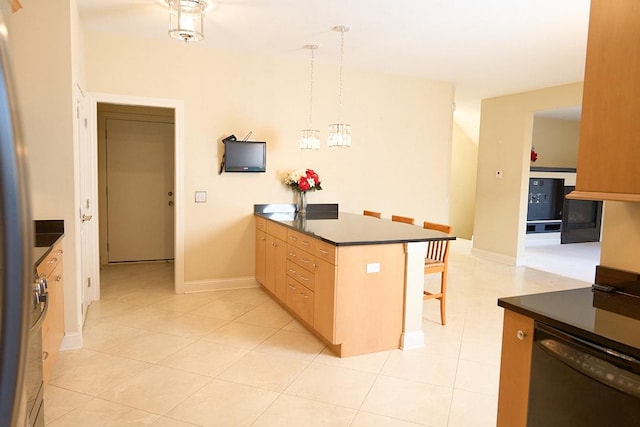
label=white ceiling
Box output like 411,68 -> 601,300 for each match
76,0 -> 591,140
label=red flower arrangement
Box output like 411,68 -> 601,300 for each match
284,169 -> 322,193
531,148 -> 538,162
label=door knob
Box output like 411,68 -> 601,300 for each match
81,214 -> 93,223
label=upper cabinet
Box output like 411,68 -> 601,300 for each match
570,0 -> 640,202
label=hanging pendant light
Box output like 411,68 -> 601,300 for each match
168,0 -> 207,43
300,45 -> 321,150
327,25 -> 351,148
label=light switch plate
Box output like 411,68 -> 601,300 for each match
195,191 -> 207,203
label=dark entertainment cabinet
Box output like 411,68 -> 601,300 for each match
526,171 -> 603,244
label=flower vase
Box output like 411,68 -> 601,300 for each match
297,191 -> 307,215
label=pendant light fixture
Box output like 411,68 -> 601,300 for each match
168,0 -> 207,43
327,25 -> 351,148
300,45 -> 321,150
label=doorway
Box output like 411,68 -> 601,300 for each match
84,94 -> 186,298
98,104 -> 175,263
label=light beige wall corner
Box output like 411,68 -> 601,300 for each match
83,30 -> 454,283
10,0 -> 83,341
600,202 -> 640,273
450,122 -> 477,239
531,117 -> 580,168
473,83 -> 583,263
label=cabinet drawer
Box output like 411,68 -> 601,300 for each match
315,241 -> 336,265
36,243 -> 63,278
286,259 -> 315,291
255,216 -> 267,232
287,230 -> 316,253
266,220 -> 288,241
287,245 -> 315,272
286,278 -> 314,326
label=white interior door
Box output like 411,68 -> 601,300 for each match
77,91 -> 99,323
105,119 -> 174,262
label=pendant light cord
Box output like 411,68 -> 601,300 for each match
338,29 -> 345,122
309,47 -> 315,127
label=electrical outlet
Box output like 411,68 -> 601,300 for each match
366,263 -> 380,273
496,170 -> 503,179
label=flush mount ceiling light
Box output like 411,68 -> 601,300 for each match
300,44 -> 320,151
327,25 -> 351,148
168,0 -> 207,42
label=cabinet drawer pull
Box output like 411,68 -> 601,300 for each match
318,249 -> 328,254
301,258 -> 310,264
300,275 -> 309,282
300,293 -> 310,299
516,330 -> 526,340
288,269 -> 296,274
55,250 -> 63,255
48,257 -> 58,264
302,241 -> 310,246
289,236 -> 297,241
288,284 -> 297,290
288,252 -> 297,257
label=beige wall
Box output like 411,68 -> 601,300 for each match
473,83 -> 583,264
10,0 -> 85,343
83,31 -> 454,284
531,117 -> 580,168
450,123 -> 477,239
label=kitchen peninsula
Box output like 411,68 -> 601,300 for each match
254,204 -> 455,357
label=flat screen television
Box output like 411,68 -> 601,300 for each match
224,140 -> 266,172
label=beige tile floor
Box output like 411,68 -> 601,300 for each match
44,239 -> 593,426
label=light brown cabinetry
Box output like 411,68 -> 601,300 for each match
255,216 -> 405,357
496,309 -> 534,427
570,0 -> 640,202
255,219 -> 266,286
37,241 -> 65,384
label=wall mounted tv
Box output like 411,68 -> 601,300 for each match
224,140 -> 266,172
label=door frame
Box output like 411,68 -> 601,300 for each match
87,93 -> 186,294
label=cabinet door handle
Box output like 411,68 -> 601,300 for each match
56,275 -> 62,282
42,351 -> 49,361
516,330 -> 526,340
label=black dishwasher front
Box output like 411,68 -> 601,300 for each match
527,322 -> 640,427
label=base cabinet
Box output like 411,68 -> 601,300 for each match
255,216 -> 405,357
497,309 -> 534,427
37,241 -> 65,384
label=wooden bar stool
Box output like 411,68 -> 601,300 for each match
423,221 -> 452,325
363,210 -> 382,218
391,215 -> 415,225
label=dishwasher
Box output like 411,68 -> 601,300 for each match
527,322 -> 640,426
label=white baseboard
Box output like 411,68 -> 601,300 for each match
400,330 -> 425,350
525,232 -> 561,246
60,332 -> 83,351
471,247 -> 518,266
184,276 -> 259,293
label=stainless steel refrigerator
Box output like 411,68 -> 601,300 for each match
0,2 -> 35,426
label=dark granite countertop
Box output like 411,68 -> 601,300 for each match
498,287 -> 640,359
33,219 -> 64,269
254,204 -> 455,246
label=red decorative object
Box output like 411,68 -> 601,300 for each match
531,148 -> 538,162
284,168 -> 322,193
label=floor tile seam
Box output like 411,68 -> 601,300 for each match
41,385 -> 96,424
78,395 -> 166,418
248,345 -> 325,363
349,350 -> 397,416
445,307 -> 469,427
348,410 -> 430,427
